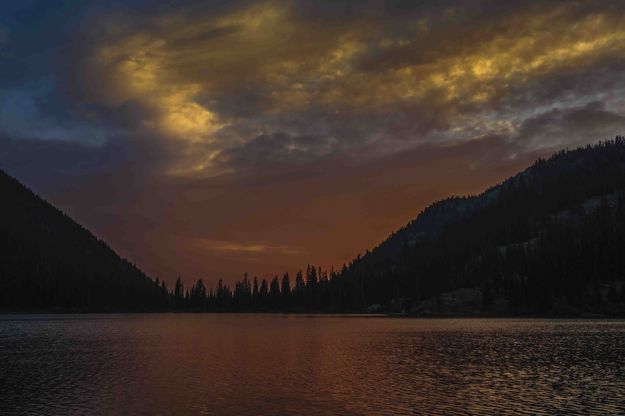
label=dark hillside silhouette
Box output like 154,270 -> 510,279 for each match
0,171 -> 164,310
195,138 -> 625,315
2,138 -> 625,315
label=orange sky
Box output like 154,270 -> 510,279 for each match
45,138 -> 543,284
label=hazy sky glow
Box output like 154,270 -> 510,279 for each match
2,0 -> 625,285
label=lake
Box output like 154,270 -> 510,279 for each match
1,315 -> 624,415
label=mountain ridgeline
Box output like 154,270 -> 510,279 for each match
0,172 -> 162,311
2,138 -> 625,315
341,138 -> 625,315
192,138 -> 625,315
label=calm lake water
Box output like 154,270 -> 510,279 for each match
1,315 -> 624,415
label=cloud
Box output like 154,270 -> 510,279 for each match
0,25 -> 7,49
64,0 -> 625,178
515,101 -> 625,151
222,132 -> 336,166
0,133 -> 104,184
0,84 -> 106,145
192,238 -> 302,255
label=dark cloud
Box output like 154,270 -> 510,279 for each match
70,0 -> 625,171
222,132 -> 333,166
515,102 -> 625,151
0,134 -> 104,184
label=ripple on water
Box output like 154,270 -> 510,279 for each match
0,316 -> 624,416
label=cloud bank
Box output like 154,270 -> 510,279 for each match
64,0 -> 625,177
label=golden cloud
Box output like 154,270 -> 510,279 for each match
192,238 -> 301,255
93,34 -> 224,142
83,2 -> 625,174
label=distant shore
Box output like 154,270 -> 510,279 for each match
1,309 -> 624,319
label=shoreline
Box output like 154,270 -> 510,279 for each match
1,310 -> 624,319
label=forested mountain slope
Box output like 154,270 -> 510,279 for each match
0,171 -> 161,310
174,138 -> 625,316
336,138 -> 625,314
3,138 -> 625,315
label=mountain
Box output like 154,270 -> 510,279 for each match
3,138 -> 625,315
167,137 -> 625,316
0,170 -> 163,311
336,137 -> 625,315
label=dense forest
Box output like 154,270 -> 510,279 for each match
173,138 -> 625,315
0,171 -> 160,311
2,138 -> 625,315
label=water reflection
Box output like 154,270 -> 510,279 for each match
1,315 -> 624,415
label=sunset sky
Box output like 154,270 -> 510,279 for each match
2,0 -> 625,286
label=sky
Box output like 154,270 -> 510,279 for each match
2,0 -> 625,286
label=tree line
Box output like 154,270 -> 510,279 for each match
2,138 -> 625,314
155,138 -> 625,315
154,265 -> 345,312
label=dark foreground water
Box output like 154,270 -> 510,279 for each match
1,315 -> 624,415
